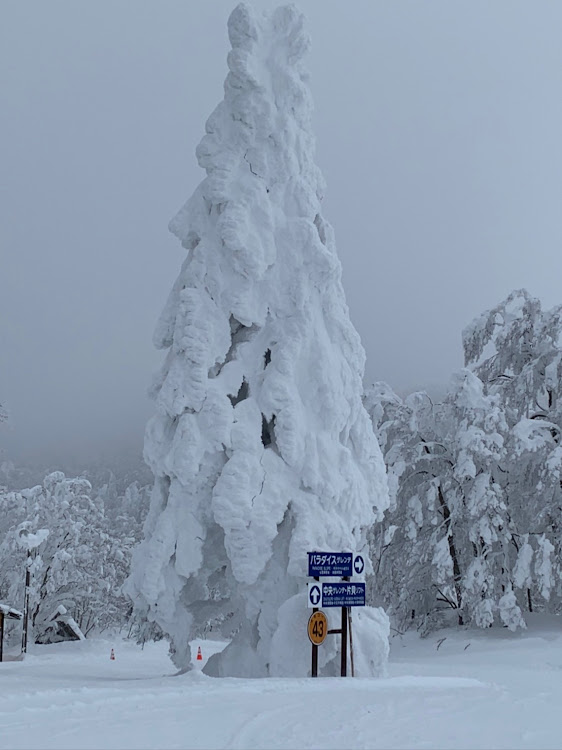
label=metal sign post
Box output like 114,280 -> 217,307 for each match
341,605 -> 348,677
306,551 -> 366,679
21,550 -> 32,654
340,575 -> 350,677
348,608 -> 355,677
311,576 -> 319,678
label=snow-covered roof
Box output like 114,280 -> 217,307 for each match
0,602 -> 23,619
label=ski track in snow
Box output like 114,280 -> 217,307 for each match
2,617 -> 562,748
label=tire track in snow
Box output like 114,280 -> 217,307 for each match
224,699 -> 307,750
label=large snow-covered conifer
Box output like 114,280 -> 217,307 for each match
127,3 -> 388,676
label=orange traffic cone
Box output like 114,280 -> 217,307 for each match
196,646 -> 202,661
110,648 -> 115,661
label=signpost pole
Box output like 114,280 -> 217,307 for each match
0,611 -> 3,663
307,552 -> 365,680
348,608 -> 355,677
311,576 -> 319,678
340,575 -> 349,677
21,551 -> 31,655
340,604 -> 347,677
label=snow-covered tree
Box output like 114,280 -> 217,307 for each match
367,289 -> 562,634
0,472 -> 143,642
366,370 -> 522,632
366,384 -> 468,632
464,289 -> 562,614
443,371 -> 522,630
127,3 -> 388,676
365,384 -> 439,631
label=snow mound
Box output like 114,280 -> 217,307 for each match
351,606 -> 390,678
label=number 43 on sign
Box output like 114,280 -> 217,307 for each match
308,610 -> 328,646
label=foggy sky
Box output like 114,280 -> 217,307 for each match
3,1 -> 562,465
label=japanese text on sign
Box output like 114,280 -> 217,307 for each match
308,582 -> 366,608
308,552 -> 353,577
320,582 -> 366,608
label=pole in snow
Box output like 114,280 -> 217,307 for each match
21,550 -> 31,655
311,576 -> 319,677
348,608 -> 355,677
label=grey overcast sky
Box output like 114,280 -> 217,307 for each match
2,1 -> 562,465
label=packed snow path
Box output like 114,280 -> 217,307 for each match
2,616 -> 562,749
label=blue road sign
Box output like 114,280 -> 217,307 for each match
308,582 -> 366,608
353,555 -> 365,575
308,583 -> 322,608
308,552 -> 366,578
308,552 -> 353,577
320,582 -> 366,608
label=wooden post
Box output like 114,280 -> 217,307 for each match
21,551 -> 31,654
348,608 -> 355,677
0,611 -> 4,663
311,576 -> 319,678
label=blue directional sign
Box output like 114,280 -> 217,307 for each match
353,555 -> 365,575
308,552 -> 353,577
308,582 -> 366,608
321,582 -> 366,608
308,552 -> 366,578
308,583 -> 322,608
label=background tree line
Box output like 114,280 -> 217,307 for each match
0,468 -> 150,645
366,289 -> 562,634
2,287 -> 561,645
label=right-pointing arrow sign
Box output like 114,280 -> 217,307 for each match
353,555 -> 365,575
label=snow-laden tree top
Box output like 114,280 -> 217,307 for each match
129,3 -> 388,675
463,289 -> 562,384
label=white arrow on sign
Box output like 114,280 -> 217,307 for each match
353,555 -> 365,575
308,583 -> 322,608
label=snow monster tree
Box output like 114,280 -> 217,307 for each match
127,3 -> 388,677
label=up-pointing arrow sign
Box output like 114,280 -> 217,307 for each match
308,583 -> 322,608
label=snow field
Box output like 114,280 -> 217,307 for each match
2,615 -> 562,749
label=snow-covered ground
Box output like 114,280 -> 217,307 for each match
2,615 -> 562,749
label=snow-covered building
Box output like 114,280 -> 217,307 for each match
0,602 -> 22,662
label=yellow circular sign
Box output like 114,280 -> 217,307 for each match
308,610 -> 328,646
